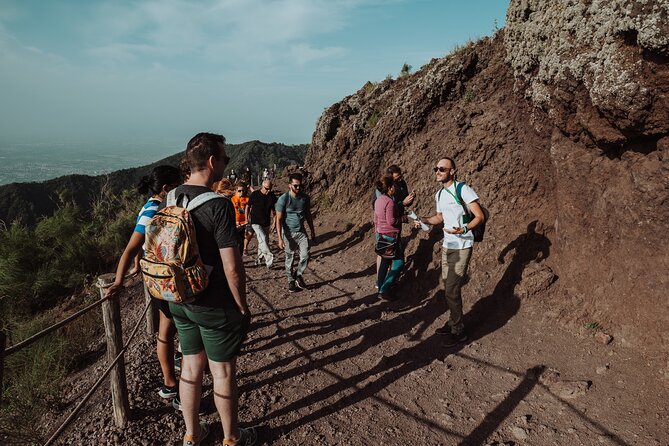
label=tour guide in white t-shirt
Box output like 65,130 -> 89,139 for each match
416,157 -> 486,347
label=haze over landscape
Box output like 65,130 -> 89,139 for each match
0,0 -> 507,184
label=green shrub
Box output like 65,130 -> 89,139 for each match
366,111 -> 381,129
0,185 -> 138,442
399,62 -> 412,77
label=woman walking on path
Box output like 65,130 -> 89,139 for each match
106,165 -> 183,399
374,175 -> 406,300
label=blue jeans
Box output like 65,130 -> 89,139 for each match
377,234 -> 404,294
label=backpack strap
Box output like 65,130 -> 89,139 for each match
186,191 -> 224,212
166,189 -> 178,207
455,181 -> 472,216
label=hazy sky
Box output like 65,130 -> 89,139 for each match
0,1 -> 508,146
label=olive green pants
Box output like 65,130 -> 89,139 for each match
441,247 -> 472,335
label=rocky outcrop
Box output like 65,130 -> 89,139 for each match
306,1 -> 668,350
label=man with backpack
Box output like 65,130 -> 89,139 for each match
276,172 -> 316,293
415,157 -> 485,347
150,132 -> 256,446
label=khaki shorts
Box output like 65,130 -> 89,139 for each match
168,303 -> 250,362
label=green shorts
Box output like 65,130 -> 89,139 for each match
168,303 -> 250,362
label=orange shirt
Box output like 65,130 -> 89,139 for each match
231,194 -> 249,225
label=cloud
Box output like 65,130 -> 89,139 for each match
290,43 -> 347,67
80,0 -> 375,68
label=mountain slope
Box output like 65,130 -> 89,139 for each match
306,1 -> 668,349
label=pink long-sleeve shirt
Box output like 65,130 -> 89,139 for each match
374,194 -> 401,236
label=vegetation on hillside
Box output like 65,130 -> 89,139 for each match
0,185 -> 143,443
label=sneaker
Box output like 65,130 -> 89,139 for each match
254,257 -> 263,266
223,426 -> 259,446
288,280 -> 299,292
158,384 -> 178,399
441,331 -> 468,347
435,323 -> 452,335
172,396 -> 207,416
183,422 -> 210,446
174,352 -> 183,373
295,275 -> 308,290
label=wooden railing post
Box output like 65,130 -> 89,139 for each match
143,282 -> 157,335
0,331 -> 6,403
97,273 -> 130,428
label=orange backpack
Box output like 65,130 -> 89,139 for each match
140,189 -> 223,303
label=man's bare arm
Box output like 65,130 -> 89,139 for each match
220,246 -> 248,313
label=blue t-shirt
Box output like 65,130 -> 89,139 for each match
275,192 -> 310,233
134,197 -> 161,234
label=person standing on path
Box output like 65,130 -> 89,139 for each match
166,132 -> 257,446
231,183 -> 253,256
276,172 -> 316,293
106,165 -> 183,399
371,164 -> 415,284
248,179 -> 277,268
374,175 -> 407,300
415,157 -> 485,347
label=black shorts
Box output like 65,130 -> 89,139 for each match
157,299 -> 172,319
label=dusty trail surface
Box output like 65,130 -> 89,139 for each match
42,223 -> 668,445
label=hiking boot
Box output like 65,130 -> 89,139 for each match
223,426 -> 259,446
158,384 -> 178,399
441,331 -> 468,348
172,396 -> 208,415
183,422 -> 210,446
378,292 -> 399,301
435,323 -> 453,335
174,351 -> 183,373
288,280 -> 299,292
295,275 -> 308,290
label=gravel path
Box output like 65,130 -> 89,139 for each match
41,225 -> 669,445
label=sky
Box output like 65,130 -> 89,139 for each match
0,0 -> 508,147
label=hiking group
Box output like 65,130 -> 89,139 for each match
108,131 -> 485,445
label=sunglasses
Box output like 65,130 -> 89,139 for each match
433,166 -> 451,173
237,189 -> 244,192
291,184 -> 302,188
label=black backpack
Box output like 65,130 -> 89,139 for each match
438,182 -> 489,242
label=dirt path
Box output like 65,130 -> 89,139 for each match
43,225 -> 668,445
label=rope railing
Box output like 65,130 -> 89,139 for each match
4,295 -> 112,357
0,272 -> 157,446
43,297 -> 153,446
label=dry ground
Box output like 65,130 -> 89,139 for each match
42,221 -> 669,446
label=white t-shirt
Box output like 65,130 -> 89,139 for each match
435,182 -> 479,249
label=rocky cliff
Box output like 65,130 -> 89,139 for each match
306,0 -> 668,350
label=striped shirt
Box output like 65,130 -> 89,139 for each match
134,197 -> 161,234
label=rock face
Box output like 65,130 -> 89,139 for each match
306,1 -> 668,350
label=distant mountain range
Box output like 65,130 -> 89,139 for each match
0,140 -> 308,226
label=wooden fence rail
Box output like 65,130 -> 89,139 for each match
0,272 -> 154,446
43,297 -> 152,446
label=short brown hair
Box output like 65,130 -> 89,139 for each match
376,174 -> 395,194
184,132 -> 226,172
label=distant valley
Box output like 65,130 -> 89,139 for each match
0,140 -> 307,226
